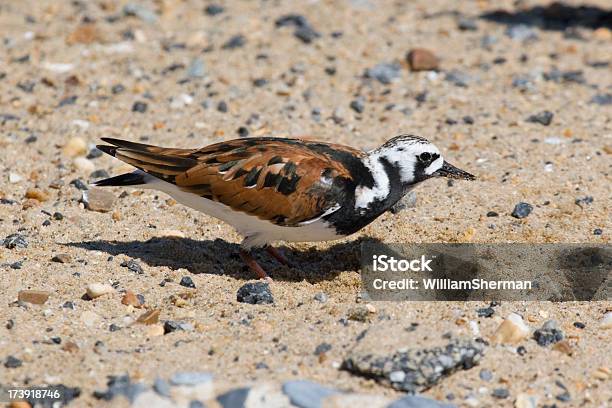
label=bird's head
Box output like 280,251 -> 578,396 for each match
372,134 -> 475,187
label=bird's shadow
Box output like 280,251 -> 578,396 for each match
479,3 -> 611,31
65,236 -> 382,283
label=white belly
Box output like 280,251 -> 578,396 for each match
146,176 -> 344,248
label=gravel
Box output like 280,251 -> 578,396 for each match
342,338 -> 485,392
179,276 -> 196,288
526,110 -> 554,126
3,233 -> 28,249
365,62 -> 402,84
533,320 -> 564,346
511,202 -> 533,219
236,282 -> 274,304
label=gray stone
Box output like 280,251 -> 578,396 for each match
511,202 -> 533,219
153,378 -> 171,397
237,282 -> 274,305
169,372 -> 213,386
590,93 -> 612,106
3,233 -> 28,249
505,25 -> 538,42
365,63 -> 402,84
282,380 -> 340,408
388,394 -> 455,408
217,387 -> 250,408
187,58 -> 205,78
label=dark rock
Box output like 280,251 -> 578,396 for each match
222,35 -> 246,50
121,259 -> 143,274
4,355 -> 22,368
204,4 -> 224,16
444,70 -> 474,87
526,110 -> 553,126
58,95 -> 78,107
589,93 -> 612,106
217,387 -> 250,408
314,342 -> 332,355
492,388 -> 509,399
87,147 -> 103,159
3,233 -> 28,249
533,320 -> 564,346
275,14 -> 320,44
109,324 -> 121,332
544,69 -> 585,84
252,78 -> 268,87
457,17 -> 478,31
462,115 -> 474,124
90,169 -> 110,179
350,99 -> 365,114
365,62 -> 402,84
237,126 -> 249,137
342,339 -> 485,392
294,26 -> 320,44
282,380 -> 339,408
132,101 -> 148,113
479,369 -> 493,381
71,178 -> 89,190
17,81 -> 35,93
593,228 -> 603,236
573,322 -> 585,329
26,385 -> 81,407
517,346 -> 527,356
574,196 -> 593,207
486,211 -> 498,217
511,202 -> 533,219
93,375 -> 146,403
217,101 -> 228,112
63,301 -> 75,310
388,395 -> 454,408
556,392 -> 571,402
237,282 -> 274,305
477,307 -> 495,318
111,84 -> 125,94
10,260 -> 23,269
179,276 -> 196,288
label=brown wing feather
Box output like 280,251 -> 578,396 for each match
99,137 -> 363,225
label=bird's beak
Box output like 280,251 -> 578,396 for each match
433,161 -> 476,180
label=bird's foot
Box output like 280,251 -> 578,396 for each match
239,249 -> 272,281
265,246 -> 292,267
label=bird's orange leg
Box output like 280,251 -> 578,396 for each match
265,246 -> 291,266
239,249 -> 271,281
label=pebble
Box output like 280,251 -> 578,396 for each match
222,35 -> 246,49
407,48 -> 440,71
121,259 -> 144,274
313,292 -> 328,303
63,137 -> 88,157
169,372 -> 213,386
52,253 -> 72,263
479,369 -> 493,381
314,342 -> 332,356
137,309 -> 160,325
86,283 -> 115,299
4,355 -> 23,368
457,17 -> 478,31
132,101 -> 148,113
204,4 -> 224,16
533,320 -> 563,346
73,157 -> 96,173
505,24 -> 538,42
526,111 -> 553,126
180,276 -> 196,288
347,305 -> 372,322
511,202 -> 533,219
389,395 -> 454,408
282,380 -> 339,408
492,388 -> 510,399
444,70 -> 474,87
122,291 -> 144,308
365,62 -> 402,84
71,178 -> 89,190
9,173 -> 23,183
589,93 -> 612,106
164,320 -> 194,334
343,338 -> 484,392
237,282 -> 274,304
514,393 -> 538,408
123,3 -> 158,23
349,98 -> 365,113
599,312 -> 612,329
275,14 -> 320,44
18,290 -> 50,305
3,233 -> 28,249
187,58 -> 205,78
94,375 -> 147,403
477,307 -> 495,318
491,312 -> 530,344
83,188 -> 116,212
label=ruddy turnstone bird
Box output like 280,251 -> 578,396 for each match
95,135 -> 474,279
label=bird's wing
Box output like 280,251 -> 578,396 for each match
97,137 -> 365,225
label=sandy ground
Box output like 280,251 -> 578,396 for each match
0,0 -> 611,406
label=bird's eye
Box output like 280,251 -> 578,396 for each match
419,152 -> 432,162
